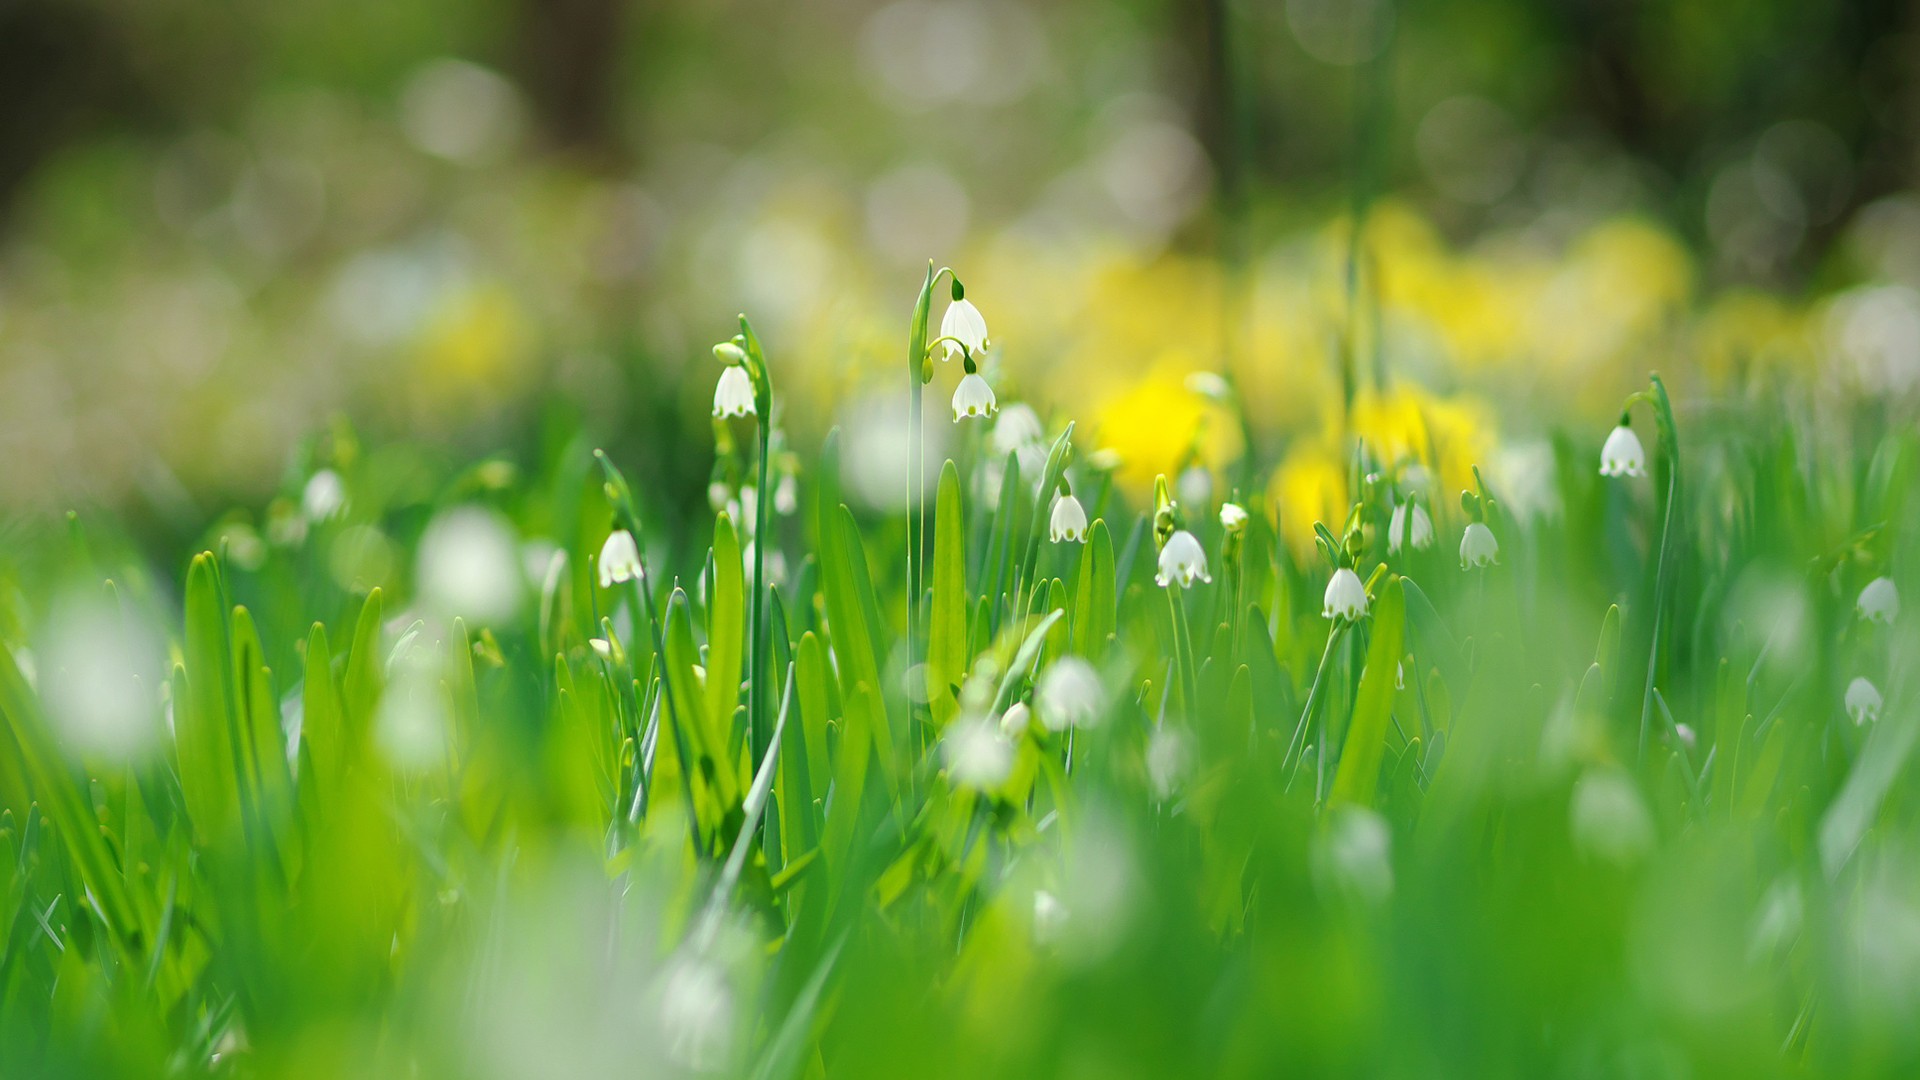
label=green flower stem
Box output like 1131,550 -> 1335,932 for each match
1636,373 -> 1683,767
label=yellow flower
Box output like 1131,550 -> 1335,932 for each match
1270,442 -> 1347,557
1089,365 -> 1241,494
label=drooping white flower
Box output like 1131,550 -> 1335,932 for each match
1185,371 -> 1230,401
416,505 -> 522,623
1599,424 -> 1647,478
1312,805 -> 1394,907
943,717 -> 1014,789
1049,493 -> 1089,543
1155,530 -> 1211,588
1460,521 -> 1499,569
303,468 -> 348,522
773,471 -> 799,516
1569,767 -> 1654,866
1323,567 -> 1369,621
1035,657 -> 1104,732
713,364 -> 755,418
1000,701 -> 1031,739
939,296 -> 989,361
1858,577 -> 1900,625
1033,889 -> 1067,945
659,958 -> 735,1073
952,372 -> 997,421
1847,676 -> 1883,724
38,590 -> 164,762
1145,727 -> 1191,800
1219,502 -> 1249,533
1388,499 -> 1433,553
991,402 -> 1044,457
1176,466 -> 1212,510
598,529 -> 643,588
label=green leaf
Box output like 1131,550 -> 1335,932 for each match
1330,577 -> 1407,808
341,587 -> 385,740
1070,519 -> 1116,660
178,552 -> 238,844
818,505 -> 895,790
301,623 -> 342,791
708,513 -> 746,753
795,632 -> 833,801
927,461 -> 968,730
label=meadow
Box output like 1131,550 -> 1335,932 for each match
2,243 -> 1917,1078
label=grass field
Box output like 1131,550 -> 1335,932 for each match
1,256 -> 1917,1079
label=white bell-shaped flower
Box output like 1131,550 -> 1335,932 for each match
992,403 -> 1044,456
1858,577 -> 1900,624
1035,657 -> 1104,732
939,297 -> 989,361
1847,676 -> 1883,724
1599,425 -> 1647,478
999,701 -> 1031,739
598,529 -> 644,588
1322,567 -> 1369,621
1049,494 -> 1089,543
1460,521 -> 1499,569
302,468 -> 347,522
1388,499 -> 1433,553
1219,502 -> 1249,533
942,716 -> 1014,789
1155,529 -> 1212,588
952,372 -> 997,421
712,364 -> 755,418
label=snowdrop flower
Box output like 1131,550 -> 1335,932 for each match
1049,493 -> 1089,543
1599,424 -> 1647,478
991,403 -> 1044,456
1569,768 -> 1654,866
597,529 -> 643,588
939,296 -> 989,361
38,591 -> 163,761
1185,371 -> 1230,401
659,958 -> 735,1073
773,471 -> 799,515
416,505 -> 522,623
303,468 -> 347,522
952,372 -> 997,421
1388,499 -> 1433,553
1000,701 -> 1031,739
943,717 -> 1013,789
1035,657 -> 1104,732
1155,530 -> 1211,588
1219,502 -> 1249,533
712,364 -> 755,418
1033,890 -> 1068,945
1176,466 -> 1212,510
1145,727 -> 1191,800
1323,567 -> 1369,621
588,638 -> 615,662
1847,676 -> 1883,724
1460,521 -> 1499,569
1312,806 -> 1394,907
1858,577 -> 1900,624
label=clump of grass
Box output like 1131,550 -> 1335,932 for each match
0,273 -> 1916,1079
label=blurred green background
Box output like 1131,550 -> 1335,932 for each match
2,0 -> 1916,524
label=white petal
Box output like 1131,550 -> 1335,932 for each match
1049,494 -> 1089,543
713,365 -> 756,418
952,372 -> 997,421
